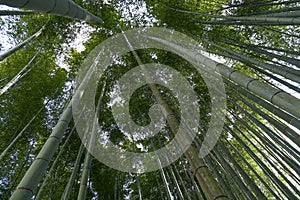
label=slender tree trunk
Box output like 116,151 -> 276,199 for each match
0,26 -> 44,61
216,0 -> 299,12
202,38 -> 300,83
220,38 -> 300,69
0,49 -> 40,96
77,81 -> 105,200
35,126 -> 76,200
225,15 -> 300,25
0,88 -> 55,161
62,141 -> 85,200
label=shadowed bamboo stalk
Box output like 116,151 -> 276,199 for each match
224,135 -> 280,199
61,141 -> 85,200
213,145 -> 258,199
230,102 -> 300,176
192,109 -> 266,199
0,0 -> 103,23
166,90 -> 266,199
216,142 -> 267,199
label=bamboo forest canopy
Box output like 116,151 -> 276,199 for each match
0,0 -> 299,199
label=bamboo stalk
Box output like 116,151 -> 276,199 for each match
10,101 -> 73,200
0,9 -> 36,15
0,0 -> 103,23
0,26 -> 44,61
120,28 -> 228,200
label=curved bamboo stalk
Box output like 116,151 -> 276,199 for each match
0,0 -> 103,23
0,26 -> 44,61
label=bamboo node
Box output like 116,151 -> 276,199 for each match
228,70 -> 237,79
17,187 -> 34,194
246,79 -> 257,89
214,195 -> 228,200
36,157 -> 50,162
270,90 -> 283,103
194,165 -> 208,173
20,0 -> 30,8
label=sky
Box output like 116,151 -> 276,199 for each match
0,5 -> 19,53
